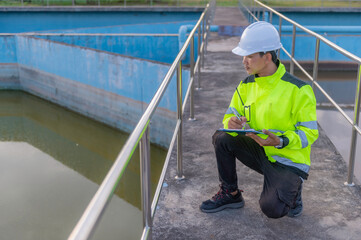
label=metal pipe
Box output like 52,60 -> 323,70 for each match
189,36 -> 196,120
205,8 -> 209,55
151,120 -> 181,217
278,18 -> 282,59
312,39 -> 320,90
262,9 -> 265,21
345,65 -> 361,186
182,65 -> 196,114
269,11 -> 273,23
140,127 -> 152,239
176,61 -> 185,180
290,25 -> 296,74
197,24 -> 202,90
141,226 -> 150,240
202,18 -> 205,69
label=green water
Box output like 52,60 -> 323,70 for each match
0,91 -> 167,240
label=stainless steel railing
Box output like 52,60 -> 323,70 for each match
240,0 -> 361,186
68,1 -> 215,239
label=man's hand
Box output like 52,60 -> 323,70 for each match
228,116 -> 247,129
246,129 -> 280,147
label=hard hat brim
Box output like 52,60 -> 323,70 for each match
232,46 -> 254,57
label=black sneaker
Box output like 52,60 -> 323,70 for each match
200,187 -> 245,213
288,183 -> 303,217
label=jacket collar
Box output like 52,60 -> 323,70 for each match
254,61 -> 286,88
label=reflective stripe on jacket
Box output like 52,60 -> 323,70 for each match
223,62 -> 319,174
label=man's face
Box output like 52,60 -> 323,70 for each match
242,53 -> 267,76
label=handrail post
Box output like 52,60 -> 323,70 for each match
202,17 -> 205,69
140,126 -> 152,239
197,24 -> 202,90
312,38 -> 320,90
176,61 -> 185,180
290,24 -> 296,74
205,8 -> 210,56
189,36 -> 196,121
269,11 -> 273,23
345,64 -> 361,186
278,18 -> 282,59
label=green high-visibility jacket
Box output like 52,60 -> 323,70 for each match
223,62 -> 319,175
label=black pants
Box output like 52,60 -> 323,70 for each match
212,131 -> 302,219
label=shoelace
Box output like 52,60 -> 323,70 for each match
212,188 -> 244,201
212,189 -> 227,201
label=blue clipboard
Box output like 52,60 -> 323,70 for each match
218,128 -> 263,135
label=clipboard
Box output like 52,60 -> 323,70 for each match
218,128 -> 263,135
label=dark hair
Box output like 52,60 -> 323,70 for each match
259,51 -> 278,64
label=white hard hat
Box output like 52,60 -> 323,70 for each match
232,21 -> 282,56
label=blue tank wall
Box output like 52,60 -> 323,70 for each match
36,35 -> 181,64
0,9 -> 200,146
252,10 -> 361,61
15,36 -> 189,112
34,21 -> 201,64
0,11 -> 201,33
44,21 -> 196,34
269,11 -> 361,26
0,36 -> 17,63
276,25 -> 361,61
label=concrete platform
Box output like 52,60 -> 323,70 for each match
152,7 -> 361,240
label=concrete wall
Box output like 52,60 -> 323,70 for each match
0,9 -> 199,146
0,36 -> 190,147
44,21 -> 196,34
36,35 -> 181,64
0,11 -> 202,33
0,36 -> 19,88
0,35 -> 17,63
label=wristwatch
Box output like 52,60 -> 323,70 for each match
275,136 -> 284,149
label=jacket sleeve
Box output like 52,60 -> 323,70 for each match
282,85 -> 319,149
222,84 -> 245,129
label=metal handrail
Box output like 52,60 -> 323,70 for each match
68,1 -> 215,239
241,0 -> 361,186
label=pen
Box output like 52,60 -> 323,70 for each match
231,108 -> 246,129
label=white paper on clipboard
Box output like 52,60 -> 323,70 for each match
217,128 -> 264,135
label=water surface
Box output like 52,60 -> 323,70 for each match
0,91 -> 167,239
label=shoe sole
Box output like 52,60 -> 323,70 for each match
200,201 -> 245,213
287,210 -> 302,218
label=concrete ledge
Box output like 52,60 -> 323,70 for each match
0,6 -> 205,12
